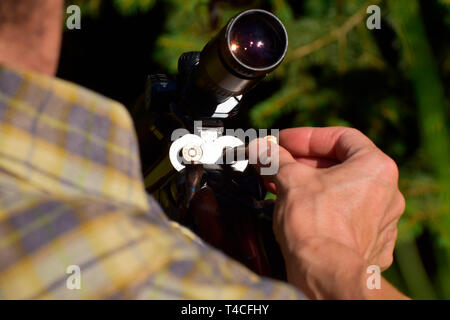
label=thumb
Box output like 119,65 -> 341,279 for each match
248,136 -> 296,174
249,137 -> 315,190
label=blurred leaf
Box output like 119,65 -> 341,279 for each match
113,0 -> 156,15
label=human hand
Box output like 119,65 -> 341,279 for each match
250,127 -> 406,299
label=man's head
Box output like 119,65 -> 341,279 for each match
0,0 -> 63,75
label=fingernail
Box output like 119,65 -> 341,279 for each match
266,135 -> 278,145
258,137 -> 276,166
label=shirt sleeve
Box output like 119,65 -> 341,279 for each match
116,196 -> 307,300
0,183 -> 305,299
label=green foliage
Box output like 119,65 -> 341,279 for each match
66,0 -> 102,16
67,0 -> 156,16
72,0 -> 450,299
113,0 -> 155,15
438,0 -> 450,27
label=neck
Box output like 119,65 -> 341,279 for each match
0,0 -> 63,75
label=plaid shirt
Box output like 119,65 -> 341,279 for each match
0,65 -> 304,299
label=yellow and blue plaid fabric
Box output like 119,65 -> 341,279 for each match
0,65 -> 304,299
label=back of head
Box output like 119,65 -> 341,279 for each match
0,0 -> 63,75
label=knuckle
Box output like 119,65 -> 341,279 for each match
397,191 -> 406,215
378,243 -> 396,270
386,226 -> 398,243
380,254 -> 394,270
383,157 -> 399,179
342,127 -> 371,143
346,127 -> 364,137
371,153 -> 399,182
337,127 -> 362,143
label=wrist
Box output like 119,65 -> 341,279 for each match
283,237 -> 368,299
283,237 -> 409,299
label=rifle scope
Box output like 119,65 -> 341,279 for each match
183,9 -> 288,108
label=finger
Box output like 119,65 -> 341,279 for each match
248,137 -> 297,169
263,179 -> 277,194
262,157 -> 333,193
271,145 -> 316,189
249,138 -> 314,189
279,127 -> 376,163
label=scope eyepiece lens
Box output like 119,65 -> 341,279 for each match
188,9 -> 288,110
228,10 -> 287,70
